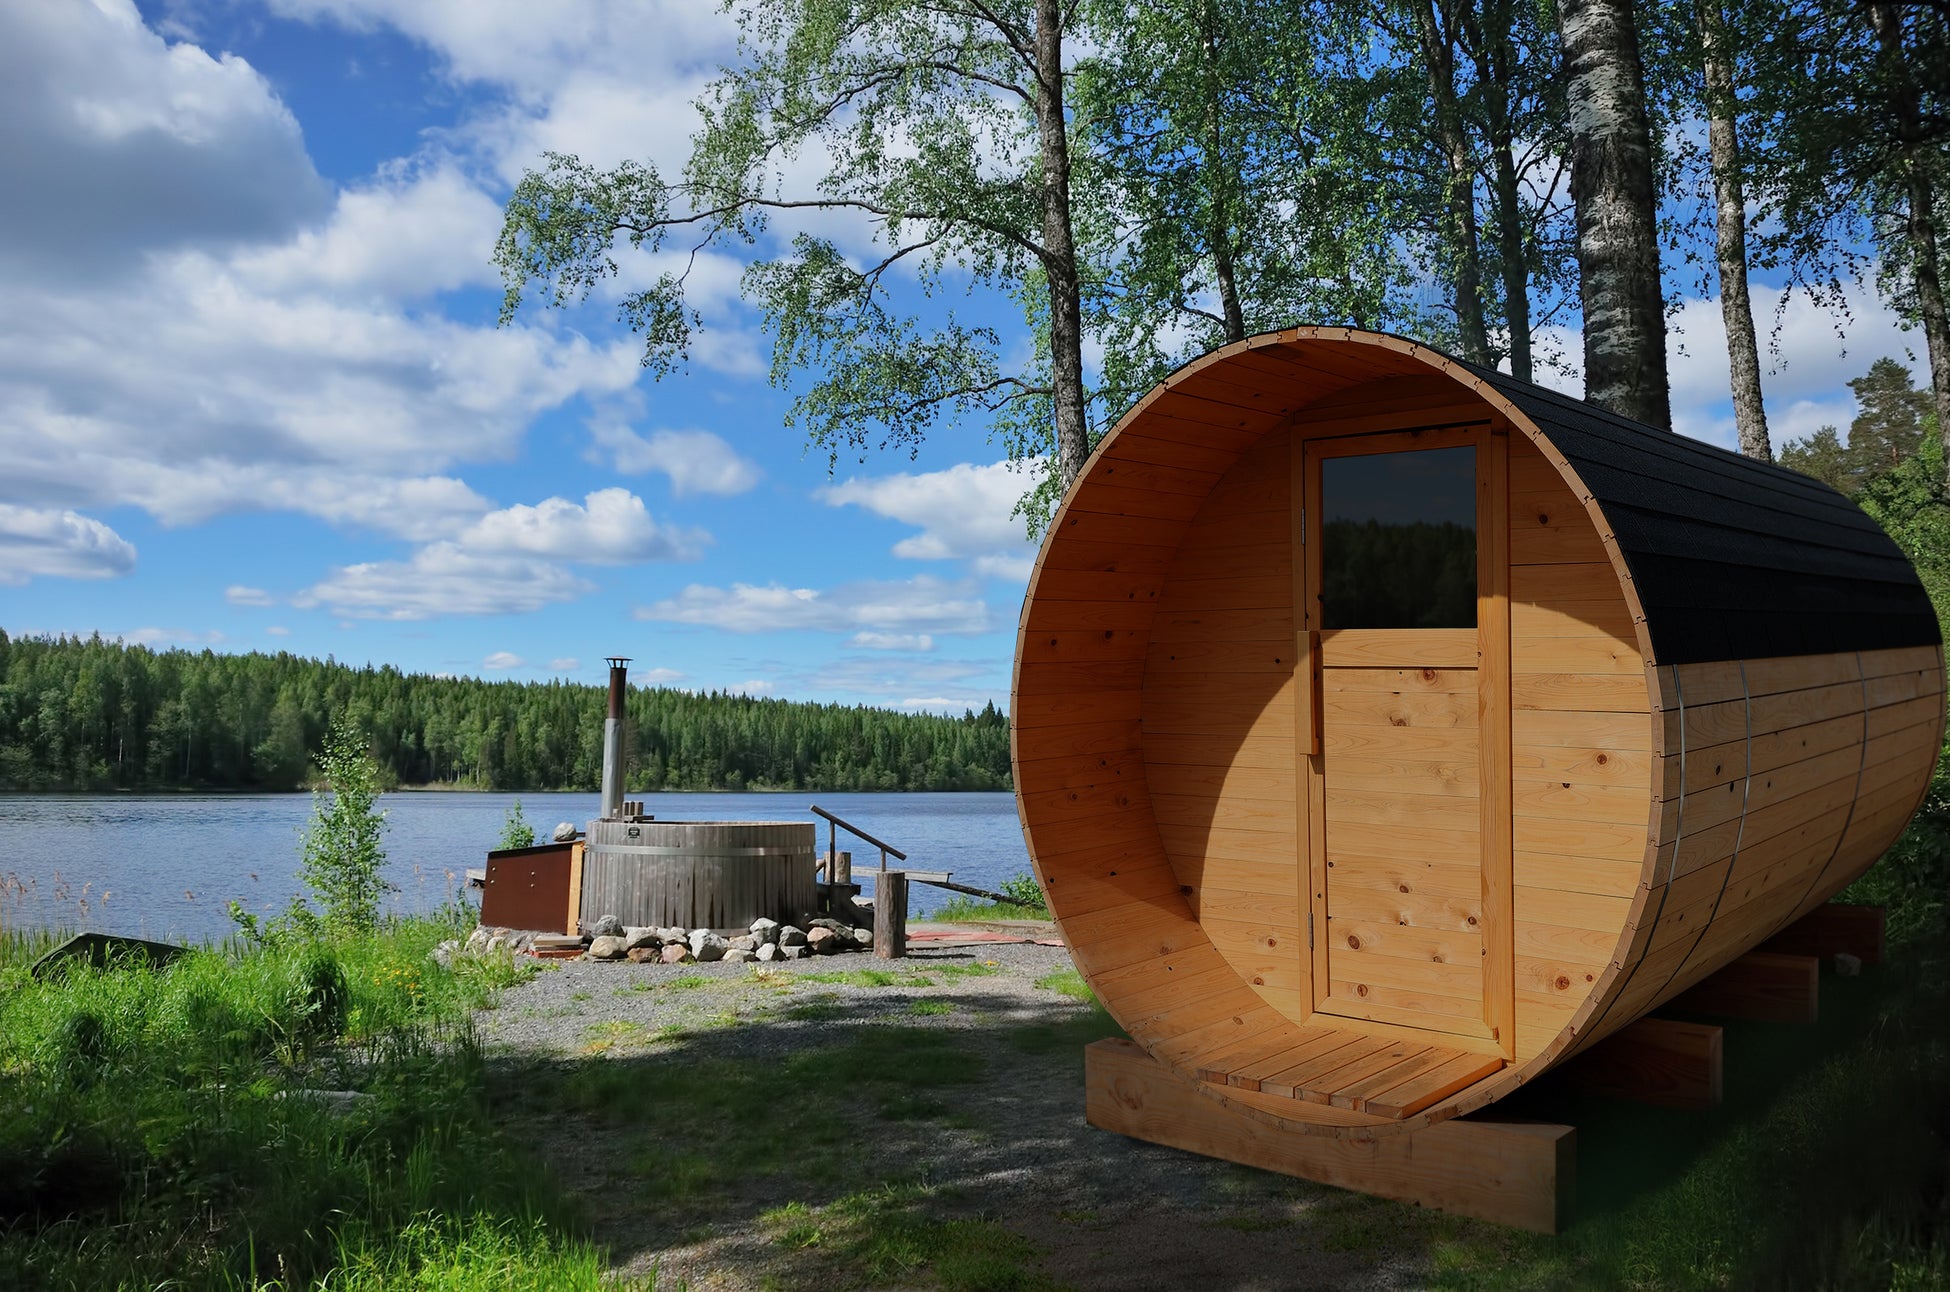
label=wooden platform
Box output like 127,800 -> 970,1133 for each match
1190,1022 -> 1506,1118
1089,1038 -> 1572,1233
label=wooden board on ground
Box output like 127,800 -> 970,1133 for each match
1560,1017 -> 1723,1109
1671,951 -> 1819,1025
1763,903 -> 1885,966
1085,1038 -> 1573,1234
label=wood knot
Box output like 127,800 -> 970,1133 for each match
1595,753 -> 1609,765
1102,629 -> 1114,640
1421,668 -> 1438,682
1355,984 -> 1370,997
1537,511 -> 1550,524
1389,716 -> 1409,727
1347,935 -> 1362,950
1398,883 -> 1411,893
1466,915 -> 1479,927
1556,975 -> 1571,991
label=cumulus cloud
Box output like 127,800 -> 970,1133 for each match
296,544 -> 593,620
124,627 -> 225,646
635,666 -> 686,685
225,585 -> 275,606
0,0 -> 329,279
483,651 -> 526,670
591,424 -> 761,496
637,576 -> 993,636
266,625 -> 291,636
549,657 -> 580,672
459,488 -> 708,563
820,460 -> 1039,582
0,506 -> 137,585
733,679 -> 775,695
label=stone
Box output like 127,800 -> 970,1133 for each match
727,934 -> 757,952
428,940 -> 457,969
810,917 -> 851,935
661,943 -> 695,964
464,926 -> 492,956
755,943 -> 782,963
722,948 -> 756,964
749,917 -> 780,945
623,926 -> 659,951
852,927 -> 875,951
553,821 -> 577,842
589,914 -> 624,938
783,944 -> 810,960
1835,952 -> 1863,977
807,927 -> 843,955
588,935 -> 627,961
658,926 -> 689,944
689,930 -> 728,962
626,946 -> 661,964
778,925 -> 808,948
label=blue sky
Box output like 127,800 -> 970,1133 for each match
0,0 -> 1934,712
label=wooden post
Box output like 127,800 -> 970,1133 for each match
1674,951 -> 1819,1024
1763,903 -> 1885,965
565,841 -> 585,937
830,849 -> 852,886
875,871 -> 908,959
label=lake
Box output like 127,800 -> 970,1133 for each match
0,791 -> 1032,943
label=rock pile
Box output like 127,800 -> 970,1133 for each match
582,915 -> 875,964
428,924 -> 534,968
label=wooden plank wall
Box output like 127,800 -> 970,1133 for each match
1142,428 -> 1306,1018
1574,643 -> 1943,1044
1506,437 -> 1652,1062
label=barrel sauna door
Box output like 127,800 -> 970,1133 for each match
1302,428 -> 1508,1047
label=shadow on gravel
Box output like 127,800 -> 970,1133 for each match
478,950 -> 1462,1291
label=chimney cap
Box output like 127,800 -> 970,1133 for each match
605,656 -> 632,668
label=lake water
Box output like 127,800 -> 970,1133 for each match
0,791 -> 1032,943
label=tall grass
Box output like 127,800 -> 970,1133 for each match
0,916 -> 627,1291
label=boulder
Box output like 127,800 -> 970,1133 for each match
807,927 -> 843,955
749,918 -> 780,946
428,940 -> 458,969
552,821 -> 577,842
589,914 -> 624,938
722,948 -> 756,964
623,926 -> 659,951
755,943 -> 782,963
626,946 -> 661,964
464,926 -> 493,956
657,926 -> 690,944
661,943 -> 695,965
727,934 -> 757,952
852,927 -> 875,951
689,931 -> 728,963
809,917 -> 852,935
783,944 -> 811,960
588,935 -> 627,961
778,925 -> 808,948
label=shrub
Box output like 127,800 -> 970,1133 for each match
299,713 -> 392,935
498,798 -> 537,850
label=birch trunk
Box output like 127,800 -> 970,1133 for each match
1559,0 -> 1672,428
1034,0 -> 1092,491
1200,5 -> 1247,343
1414,0 -> 1492,365
1698,0 -> 1772,460
1865,2 -> 1950,471
1474,0 -> 1534,381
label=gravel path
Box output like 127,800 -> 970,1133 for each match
475,931 -> 1458,1290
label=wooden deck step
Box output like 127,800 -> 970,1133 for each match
1193,1023 -> 1505,1118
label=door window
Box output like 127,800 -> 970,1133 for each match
1320,446 -> 1476,629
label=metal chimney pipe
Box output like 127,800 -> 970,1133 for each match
601,656 -> 630,820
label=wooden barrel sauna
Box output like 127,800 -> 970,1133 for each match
1013,327 -> 1944,1137
579,820 -> 818,932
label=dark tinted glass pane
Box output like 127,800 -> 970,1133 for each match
1322,447 -> 1476,629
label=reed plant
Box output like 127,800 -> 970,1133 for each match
0,915 -> 625,1291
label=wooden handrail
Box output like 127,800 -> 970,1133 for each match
809,803 -> 907,872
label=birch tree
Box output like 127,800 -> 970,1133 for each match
1558,0 -> 1673,427
496,0 -> 1097,519
1698,0 -> 1772,460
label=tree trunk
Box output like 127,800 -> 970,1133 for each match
1034,0 -> 1092,491
1475,0 -> 1535,381
1698,0 -> 1771,461
1414,0 -> 1492,365
1866,2 -> 1950,471
1200,5 -> 1247,343
1559,0 -> 1672,428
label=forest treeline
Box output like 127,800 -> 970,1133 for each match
0,633 -> 1012,793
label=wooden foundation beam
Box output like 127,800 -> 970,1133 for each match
1085,1038 -> 1574,1234
1561,1017 -> 1722,1109
1763,903 -> 1885,966
1672,951 -> 1819,1025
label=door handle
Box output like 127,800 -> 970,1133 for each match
1308,629 -> 1323,756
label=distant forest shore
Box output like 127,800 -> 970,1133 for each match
0,633 -> 1012,794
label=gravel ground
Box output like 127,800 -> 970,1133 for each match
474,930 -> 1461,1290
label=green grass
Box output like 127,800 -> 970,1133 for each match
909,1000 -> 955,1016
0,914 -> 624,1290
1032,969 -> 1094,1004
758,1182 -> 1057,1291
926,896 -> 1050,922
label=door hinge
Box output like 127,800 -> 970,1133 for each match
1307,911 -> 1314,948
1298,507 -> 1305,541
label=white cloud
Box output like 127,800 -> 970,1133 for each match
591,424 -> 762,496
266,626 -> 291,637
549,657 -> 580,672
849,632 -> 935,652
0,0 -> 329,279
635,666 -> 685,685
483,651 -> 526,670
460,488 -> 708,563
0,506 -> 137,585
820,460 -> 1039,582
733,679 -> 774,695
124,627 -> 225,646
637,576 -> 993,635
297,544 -> 593,620
225,585 -> 275,606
